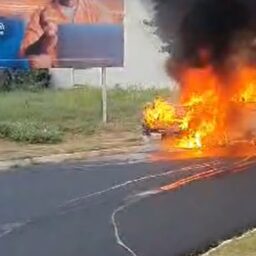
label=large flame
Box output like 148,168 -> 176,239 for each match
143,65 -> 256,149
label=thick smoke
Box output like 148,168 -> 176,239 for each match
152,0 -> 256,78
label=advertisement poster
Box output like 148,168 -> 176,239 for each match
0,0 -> 124,69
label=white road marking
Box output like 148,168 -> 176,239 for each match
60,161 -> 218,209
111,156 -> 256,256
110,160 -> 222,256
0,161 -> 218,240
0,221 -> 28,239
112,204 -> 138,256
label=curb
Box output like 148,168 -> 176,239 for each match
202,228 -> 256,256
0,144 -> 149,171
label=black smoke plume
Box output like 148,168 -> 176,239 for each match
151,0 -> 256,78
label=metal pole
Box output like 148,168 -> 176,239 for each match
101,67 -> 107,123
71,68 -> 74,87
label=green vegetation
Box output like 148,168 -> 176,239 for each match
206,231 -> 256,256
0,121 -> 62,144
0,86 -> 170,144
0,69 -> 50,91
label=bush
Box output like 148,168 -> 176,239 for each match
0,69 -> 50,91
0,121 -> 62,144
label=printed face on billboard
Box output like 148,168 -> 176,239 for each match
0,0 -> 124,69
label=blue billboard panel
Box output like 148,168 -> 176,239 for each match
0,17 -> 29,69
0,0 -> 124,69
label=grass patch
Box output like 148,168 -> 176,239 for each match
205,230 -> 256,256
0,121 -> 62,144
0,86 -> 170,144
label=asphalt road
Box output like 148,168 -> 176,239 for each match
0,153 -> 256,256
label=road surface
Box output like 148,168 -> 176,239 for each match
0,152 -> 256,256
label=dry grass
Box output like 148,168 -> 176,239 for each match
205,230 -> 256,256
0,131 -> 140,160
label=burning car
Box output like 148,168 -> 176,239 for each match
143,65 -> 256,149
145,0 -> 256,150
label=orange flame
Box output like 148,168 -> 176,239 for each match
143,98 -> 177,131
143,65 -> 256,150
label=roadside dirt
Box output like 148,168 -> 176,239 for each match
0,132 -> 142,161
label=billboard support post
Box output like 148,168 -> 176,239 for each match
71,68 -> 74,86
101,67 -> 107,123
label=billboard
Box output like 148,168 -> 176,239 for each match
0,0 -> 124,69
